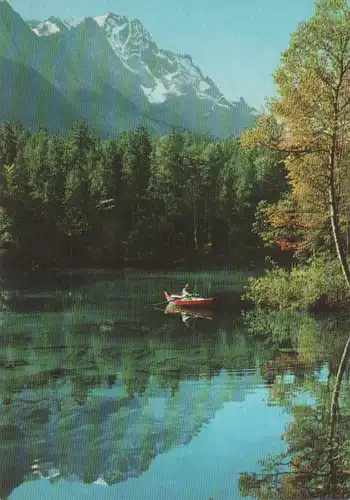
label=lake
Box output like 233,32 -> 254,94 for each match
0,269 -> 349,499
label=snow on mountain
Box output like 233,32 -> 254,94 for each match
32,20 -> 60,36
141,79 -> 167,104
95,13 -> 233,110
62,17 -> 86,29
0,0 -> 257,137
30,16 -> 86,35
29,12 -> 234,112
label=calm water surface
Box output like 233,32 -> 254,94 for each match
0,269 -> 347,499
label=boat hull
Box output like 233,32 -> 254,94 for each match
165,303 -> 213,319
164,291 -> 216,308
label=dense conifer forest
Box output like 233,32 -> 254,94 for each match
0,121 -> 286,268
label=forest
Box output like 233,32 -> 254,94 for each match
239,2 -> 350,494
0,120 -> 286,269
239,0 -> 350,311
1,1 -> 350,499
2,0 -> 350,314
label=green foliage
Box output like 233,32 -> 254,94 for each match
240,0 -> 350,309
0,208 -> 14,249
0,122 -> 16,165
244,307 -> 307,346
0,120 -> 287,267
240,303 -> 350,500
244,256 -> 349,310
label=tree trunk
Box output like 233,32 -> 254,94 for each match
208,219 -> 212,251
329,145 -> 350,291
328,335 -> 350,494
326,133 -> 350,496
327,132 -> 350,494
131,203 -> 135,231
193,201 -> 198,251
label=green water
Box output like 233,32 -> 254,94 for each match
0,269 -> 349,499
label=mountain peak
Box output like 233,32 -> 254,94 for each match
94,12 -> 153,50
29,15 -> 86,36
94,13 -> 110,26
94,12 -> 128,27
2,6 -> 257,137
32,19 -> 60,36
27,11 -> 241,114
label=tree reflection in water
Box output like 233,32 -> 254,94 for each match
240,309 -> 350,499
2,273 -> 350,499
0,275 -> 262,499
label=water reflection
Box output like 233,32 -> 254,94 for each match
0,270 -> 267,499
240,308 -> 350,499
164,303 -> 213,326
0,271 -> 348,499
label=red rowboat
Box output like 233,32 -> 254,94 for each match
164,291 -> 216,308
165,303 -> 213,320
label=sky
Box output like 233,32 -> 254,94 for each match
8,0 -> 316,110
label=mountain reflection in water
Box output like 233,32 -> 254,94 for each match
0,270 -> 348,499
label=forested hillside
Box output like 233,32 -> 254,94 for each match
0,121 -> 286,268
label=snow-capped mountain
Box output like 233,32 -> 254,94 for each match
0,1 -> 257,136
30,17 -> 86,36
93,13 -> 232,110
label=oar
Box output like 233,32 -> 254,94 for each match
144,300 -> 169,308
145,291 -> 182,308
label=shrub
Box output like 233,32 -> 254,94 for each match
243,255 -> 349,311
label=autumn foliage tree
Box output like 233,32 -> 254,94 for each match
241,1 -> 350,496
241,0 -> 350,276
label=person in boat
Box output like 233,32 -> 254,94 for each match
182,283 -> 194,298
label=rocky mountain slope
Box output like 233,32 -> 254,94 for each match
0,1 -> 257,137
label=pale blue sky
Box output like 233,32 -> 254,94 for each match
9,0 -> 316,109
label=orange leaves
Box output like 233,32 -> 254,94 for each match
257,193 -> 325,252
264,196 -> 322,231
276,240 -> 306,251
239,0 -> 350,261
266,203 -> 298,230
